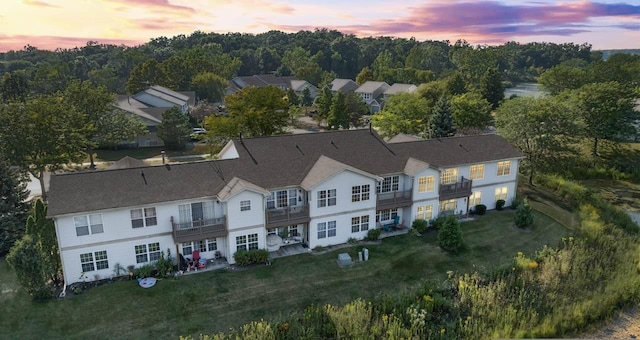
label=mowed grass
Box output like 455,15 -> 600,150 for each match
0,209 -> 570,339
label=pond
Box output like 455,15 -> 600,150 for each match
504,83 -> 546,98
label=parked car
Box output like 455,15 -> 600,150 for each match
308,109 -> 318,117
190,128 -> 206,141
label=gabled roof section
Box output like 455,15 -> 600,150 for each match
301,155 -> 381,190
355,81 -> 390,96
133,86 -> 188,107
329,79 -> 359,93
217,177 -> 269,202
384,83 -> 418,95
386,133 -> 422,144
403,158 -> 432,176
218,140 -> 239,160
290,80 -> 317,92
106,156 -> 147,170
114,95 -> 162,124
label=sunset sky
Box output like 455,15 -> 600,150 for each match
1,0 -> 639,52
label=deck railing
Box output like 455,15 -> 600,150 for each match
171,216 -> 227,243
265,205 -> 310,228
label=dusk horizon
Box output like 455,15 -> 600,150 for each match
1,0 -> 640,52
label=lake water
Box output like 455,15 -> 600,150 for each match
504,83 -> 546,98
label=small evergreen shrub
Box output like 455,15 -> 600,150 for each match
135,264 -> 154,278
514,199 -> 534,229
233,250 -> 251,266
431,216 -> 447,229
475,204 -> 487,215
347,237 -> 358,244
412,219 -> 428,233
234,249 -> 270,266
437,216 -> 463,251
495,199 -> 506,211
367,229 -> 381,241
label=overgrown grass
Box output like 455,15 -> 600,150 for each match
0,210 -> 569,339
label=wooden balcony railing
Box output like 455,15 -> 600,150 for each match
265,205 -> 310,228
438,177 -> 472,200
376,190 -> 413,210
171,216 -> 227,243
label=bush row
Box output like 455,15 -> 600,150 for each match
233,249 -> 270,266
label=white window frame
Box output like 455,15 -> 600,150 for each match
440,168 -> 458,185
135,242 -> 161,264
470,191 -> 482,206
377,176 -> 400,193
236,233 -> 258,251
351,184 -> 370,202
417,205 -> 433,220
267,189 -> 298,209
495,187 -> 508,201
497,161 -> 511,176
240,200 -> 251,211
130,207 -> 157,228
376,208 -> 398,222
418,176 -> 434,193
439,199 -> 456,213
80,250 -> 108,273
317,189 -> 337,208
74,214 -> 104,236
317,221 -> 336,239
351,215 -> 370,233
470,164 -> 485,180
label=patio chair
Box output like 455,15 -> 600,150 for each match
192,250 -> 207,269
383,216 -> 400,231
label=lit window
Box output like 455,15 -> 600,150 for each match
418,176 -> 434,193
417,205 -> 433,220
495,187 -> 508,201
439,199 -> 456,213
470,164 -> 484,180
470,192 -> 482,206
497,161 -> 511,176
440,168 -> 458,185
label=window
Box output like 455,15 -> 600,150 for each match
267,189 -> 298,209
80,250 -> 108,273
495,187 -> 508,201
178,201 -> 215,226
130,207 -> 157,228
207,238 -> 217,252
470,192 -> 482,206
470,164 -> 485,180
377,176 -> 399,193
236,233 -> 258,251
74,214 -> 104,236
439,199 -> 456,213
497,161 -> 511,176
317,221 -> 337,239
418,176 -> 434,193
240,200 -> 251,211
317,189 -> 337,207
417,205 -> 433,220
351,215 -> 370,233
351,185 -> 370,202
182,242 -> 193,256
135,242 -> 161,263
194,240 -> 207,253
440,168 -> 458,185
182,239 -> 217,256
376,208 -> 398,222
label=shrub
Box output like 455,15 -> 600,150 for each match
495,199 -> 506,211
510,197 -> 522,210
475,204 -> 487,215
135,264 -> 154,278
514,199 -> 534,229
437,216 -> 463,251
249,249 -> 270,264
347,237 -> 358,244
367,229 -> 381,241
155,249 -> 174,277
431,216 -> 447,229
233,250 -> 251,266
412,219 -> 428,233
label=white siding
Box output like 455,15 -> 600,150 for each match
226,190 -> 266,231
412,168 -> 440,202
227,227 -> 265,264
308,211 -> 376,248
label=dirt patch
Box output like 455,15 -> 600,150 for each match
580,305 -> 640,339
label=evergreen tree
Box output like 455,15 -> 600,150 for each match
480,67 -> 505,109
428,96 -> 456,138
514,199 -> 534,229
157,107 -> 192,150
286,88 -> 300,107
0,157 -> 31,255
301,87 -> 313,107
327,91 -> 349,129
437,215 -> 463,252
315,87 -> 333,126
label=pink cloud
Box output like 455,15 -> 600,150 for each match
22,0 -> 59,8
0,35 -> 145,52
105,0 -> 195,15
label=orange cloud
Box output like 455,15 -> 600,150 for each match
0,34 -> 145,52
22,0 -> 59,8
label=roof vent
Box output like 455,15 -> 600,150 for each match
295,143 -> 305,155
141,171 -> 148,185
330,140 -> 338,149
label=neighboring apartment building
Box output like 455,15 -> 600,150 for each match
47,129 -> 523,285
227,75 -> 318,99
355,81 -> 390,113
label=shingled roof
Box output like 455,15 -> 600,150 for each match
47,129 -> 523,217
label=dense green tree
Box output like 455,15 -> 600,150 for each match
0,95 -> 88,202
157,107 -> 192,150
31,61 -> 72,95
205,86 -> 289,143
372,92 -> 432,138
94,111 -> 148,149
191,72 -> 227,103
495,96 -> 577,184
6,235 -> 48,299
417,79 -> 447,103
451,92 -> 492,133
428,96 -> 456,138
445,72 -> 467,96
315,87 -> 333,126
327,91 -> 350,129
344,92 -> 370,127
126,58 -> 166,94
514,199 -> 534,229
286,88 -> 300,106
301,87 -> 313,107
355,67 -> 373,85
0,157 -> 31,255
1,71 -> 30,102
574,81 -> 639,156
538,64 -> 590,95
479,67 -> 504,109
437,215 -> 463,252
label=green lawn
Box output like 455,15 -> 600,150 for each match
0,210 -> 570,339
88,143 -> 214,163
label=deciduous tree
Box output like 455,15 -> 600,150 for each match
371,92 -> 432,138
451,92 -> 492,133
94,111 -> 148,149
191,72 -> 226,104
479,67 -> 504,109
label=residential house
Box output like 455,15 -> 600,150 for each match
383,83 -> 418,101
228,75 -> 317,99
328,78 -> 360,94
355,81 -> 390,113
47,129 -> 523,285
114,86 -> 195,147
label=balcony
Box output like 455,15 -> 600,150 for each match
171,216 -> 227,244
376,190 -> 413,210
266,205 -> 310,228
439,178 -> 472,200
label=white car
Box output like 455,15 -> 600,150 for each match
190,128 -> 206,140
